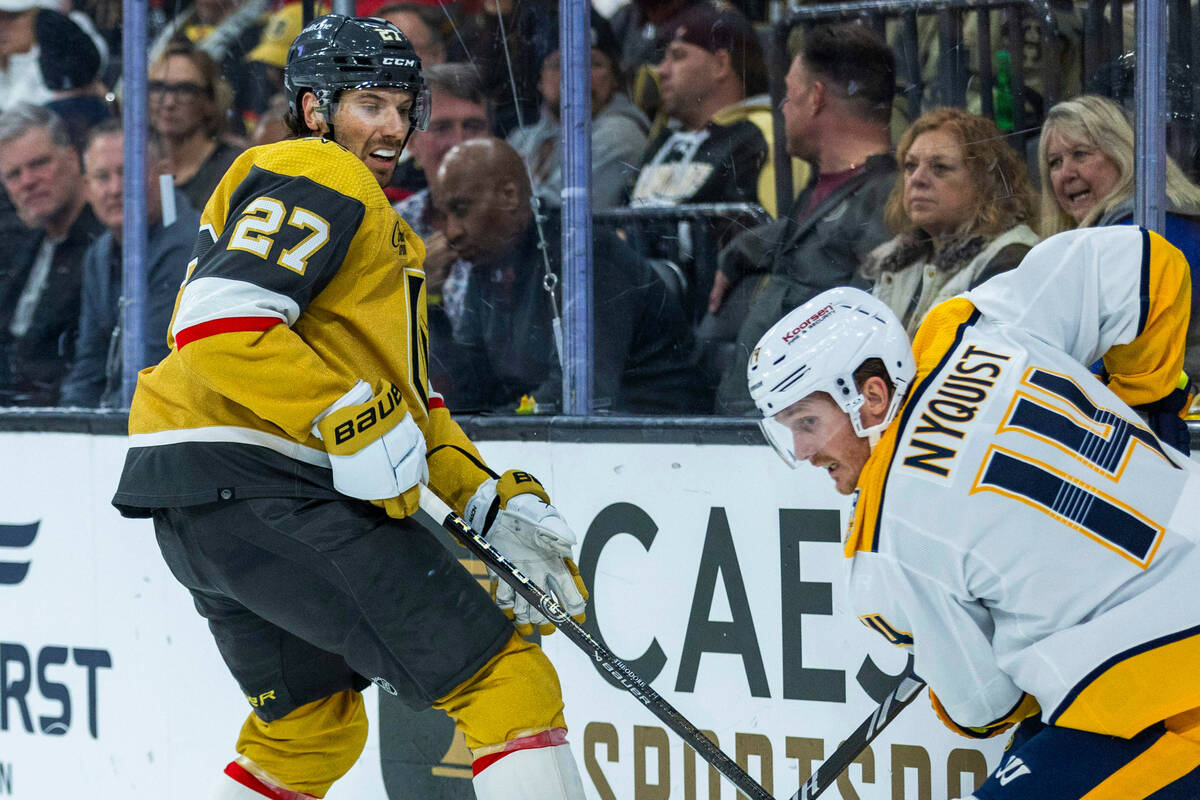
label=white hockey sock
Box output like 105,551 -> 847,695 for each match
207,758 -> 320,800
472,730 -> 586,800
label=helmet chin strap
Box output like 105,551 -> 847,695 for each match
855,387 -> 909,451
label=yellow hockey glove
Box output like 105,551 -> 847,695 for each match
312,380 -> 428,518
464,470 -> 589,635
930,690 -> 1040,739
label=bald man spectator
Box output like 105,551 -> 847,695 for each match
0,103 -> 103,405
59,122 -> 200,408
435,138 -> 707,413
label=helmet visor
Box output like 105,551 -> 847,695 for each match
758,394 -> 849,470
759,416 -> 799,468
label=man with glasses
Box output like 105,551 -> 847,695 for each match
113,15 -> 590,800
0,103 -> 102,405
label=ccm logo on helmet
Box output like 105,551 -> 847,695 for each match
781,304 -> 834,344
333,383 -> 403,445
382,57 -> 417,67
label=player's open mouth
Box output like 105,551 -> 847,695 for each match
369,148 -> 397,165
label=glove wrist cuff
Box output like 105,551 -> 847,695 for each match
311,379 -> 372,441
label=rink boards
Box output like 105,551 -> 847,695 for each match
8,416 -> 1191,798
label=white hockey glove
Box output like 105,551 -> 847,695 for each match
464,470 -> 589,635
312,380 -> 428,518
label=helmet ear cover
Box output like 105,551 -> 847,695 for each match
747,287 -> 916,463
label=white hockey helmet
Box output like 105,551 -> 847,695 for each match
747,287 -> 916,466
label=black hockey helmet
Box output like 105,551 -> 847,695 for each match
284,14 -> 431,133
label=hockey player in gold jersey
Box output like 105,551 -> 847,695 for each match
112,15 -> 588,800
749,226 -> 1200,798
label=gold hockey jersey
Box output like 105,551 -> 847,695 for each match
113,137 -> 490,516
845,227 -> 1200,740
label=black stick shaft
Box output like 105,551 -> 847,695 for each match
787,666 -> 926,800
417,486 -> 774,800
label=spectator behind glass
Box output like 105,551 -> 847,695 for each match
394,63 -> 490,331
1037,94 -> 1200,433
629,3 -> 802,217
435,138 -> 707,413
457,0 -> 557,136
379,3 -> 449,202
36,7 -> 112,153
246,1 -> 327,95
861,108 -> 1039,337
149,43 -> 243,212
710,22 -> 896,415
148,0 -> 271,127
59,121 -> 201,408
0,103 -> 103,406
0,0 -> 68,111
608,0 -> 702,130
376,3 -> 447,67
508,7 -> 648,210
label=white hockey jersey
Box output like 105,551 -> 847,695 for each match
846,226 -> 1200,739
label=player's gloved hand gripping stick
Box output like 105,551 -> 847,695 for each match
417,484 -> 775,800
463,471 -> 589,636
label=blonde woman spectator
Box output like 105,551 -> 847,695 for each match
1038,94 -> 1200,383
861,107 -> 1039,336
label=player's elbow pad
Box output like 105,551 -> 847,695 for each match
929,691 -> 1040,739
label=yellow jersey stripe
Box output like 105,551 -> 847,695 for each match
1104,229 -> 1191,407
1052,624 -> 1200,738
1078,725 -> 1200,799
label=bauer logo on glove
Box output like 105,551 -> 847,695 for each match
312,379 -> 428,512
329,382 -> 404,446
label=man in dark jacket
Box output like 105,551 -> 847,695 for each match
59,121 -> 200,408
435,137 -> 707,414
711,23 -> 898,414
0,103 -> 103,406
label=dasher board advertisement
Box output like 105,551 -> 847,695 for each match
0,431 -> 1007,798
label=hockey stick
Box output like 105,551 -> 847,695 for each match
416,485 -> 774,800
787,659 -> 926,800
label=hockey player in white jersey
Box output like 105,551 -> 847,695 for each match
748,225 -> 1200,798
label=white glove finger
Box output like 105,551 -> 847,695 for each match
512,593 -> 541,629
544,571 -> 587,619
493,576 -> 516,610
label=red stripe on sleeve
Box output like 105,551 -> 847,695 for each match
429,394 -> 447,410
176,317 -> 281,349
